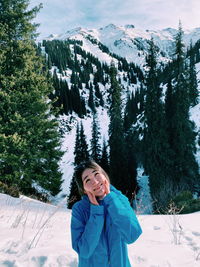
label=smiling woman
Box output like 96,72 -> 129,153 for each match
70,160 -> 142,267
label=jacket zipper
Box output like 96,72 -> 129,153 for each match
104,211 -> 110,265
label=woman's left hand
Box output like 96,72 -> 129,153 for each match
104,179 -> 110,195
98,179 -> 110,200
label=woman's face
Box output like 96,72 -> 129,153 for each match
81,168 -> 108,198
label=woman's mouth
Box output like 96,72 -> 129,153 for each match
93,184 -> 103,192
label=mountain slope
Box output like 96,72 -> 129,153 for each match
45,24 -> 200,66
40,24 -> 200,203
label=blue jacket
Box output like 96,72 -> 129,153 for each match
71,185 -> 142,267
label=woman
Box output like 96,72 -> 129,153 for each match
70,160 -> 142,267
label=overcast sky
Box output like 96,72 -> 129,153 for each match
29,0 -> 200,38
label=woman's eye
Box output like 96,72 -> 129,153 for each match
85,179 -> 90,184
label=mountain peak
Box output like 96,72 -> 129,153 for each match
125,24 -> 135,29
104,23 -> 118,29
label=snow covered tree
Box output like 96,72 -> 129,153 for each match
0,0 -> 63,196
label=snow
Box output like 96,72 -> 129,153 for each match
0,193 -> 200,267
136,167 -> 153,214
45,24 -> 200,67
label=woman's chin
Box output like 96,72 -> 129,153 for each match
95,186 -> 105,196
95,190 -> 106,199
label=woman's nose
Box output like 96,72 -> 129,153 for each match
91,178 -> 98,185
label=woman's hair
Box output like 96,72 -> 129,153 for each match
74,160 -> 110,196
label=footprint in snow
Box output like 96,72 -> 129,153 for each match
0,260 -> 17,267
184,236 -> 192,241
31,256 -> 47,267
192,231 -> 200,237
153,226 -> 161,230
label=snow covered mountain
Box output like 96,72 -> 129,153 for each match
45,24 -> 200,66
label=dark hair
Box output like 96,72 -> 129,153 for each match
74,160 -> 110,196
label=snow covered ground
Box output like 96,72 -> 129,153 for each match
0,193 -> 200,267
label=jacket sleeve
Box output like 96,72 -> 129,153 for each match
103,191 -> 142,244
71,203 -> 105,259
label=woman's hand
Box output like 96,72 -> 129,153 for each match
98,179 -> 110,200
104,179 -> 110,195
86,191 -> 99,205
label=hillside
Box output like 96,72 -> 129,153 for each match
41,25 -> 200,203
45,24 -> 200,66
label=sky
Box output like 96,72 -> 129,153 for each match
29,0 -> 200,39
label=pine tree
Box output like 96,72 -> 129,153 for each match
71,85 -> 82,116
123,92 -> 138,131
109,63 -> 137,202
90,113 -> 101,162
124,129 -> 138,200
95,83 -> 104,107
143,37 -> 172,207
67,121 -> 90,208
188,42 -> 199,107
67,174 -> 81,209
0,0 -> 63,196
52,70 -> 61,108
88,83 -> 96,113
100,138 -> 110,175
74,122 -> 90,166
166,24 -> 199,193
60,80 -> 69,115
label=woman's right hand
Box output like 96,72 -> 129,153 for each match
86,191 -> 99,205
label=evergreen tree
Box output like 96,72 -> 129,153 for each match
74,122 -> 90,166
188,42 -> 199,107
88,83 -> 96,113
80,97 -> 87,117
100,138 -> 110,175
68,124 -> 81,208
67,121 -> 90,208
67,173 -> 81,209
71,85 -> 82,116
166,24 -> 199,193
71,70 -> 77,84
60,80 -> 70,115
90,113 -> 101,162
0,0 -> 63,196
73,123 -> 81,166
109,63 -> 137,203
51,70 -> 61,108
124,92 -> 138,131
143,37 -> 172,208
124,129 -> 138,200
95,83 -> 104,107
